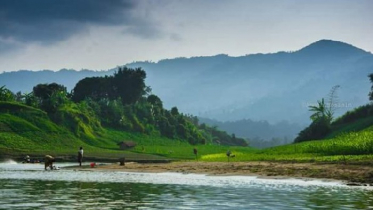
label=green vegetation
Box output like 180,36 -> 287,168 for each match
295,103 -> 373,143
295,79 -> 373,143
201,128 -> 373,162
2,67 -> 373,165
294,86 -> 341,143
0,67 -> 246,160
3,98 -> 373,163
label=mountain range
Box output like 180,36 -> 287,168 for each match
1,39 -> 373,137
128,40 -> 373,124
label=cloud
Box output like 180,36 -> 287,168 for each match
0,0 -> 161,44
170,33 -> 182,41
0,39 -> 17,53
123,24 -> 163,39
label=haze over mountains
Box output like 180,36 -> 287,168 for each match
1,40 -> 373,141
129,40 -> 373,125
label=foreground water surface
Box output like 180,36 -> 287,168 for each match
0,160 -> 372,209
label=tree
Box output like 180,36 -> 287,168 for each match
294,117 -> 331,143
24,92 -> 38,107
309,98 -> 328,122
73,67 -> 147,105
326,85 -> 340,122
171,107 -> 179,116
369,74 -> 373,100
33,83 -> 68,113
158,116 -> 175,138
99,99 -> 124,127
0,86 -> 14,101
147,94 -> 163,118
296,97 -> 334,143
309,86 -> 340,124
147,94 -> 163,108
72,76 -> 114,102
33,83 -> 67,100
14,91 -> 24,103
113,67 -> 147,105
47,90 -> 69,113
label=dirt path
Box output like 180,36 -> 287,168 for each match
73,161 -> 373,185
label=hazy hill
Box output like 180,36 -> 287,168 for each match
199,117 -> 303,140
1,40 -> 372,126
128,40 -> 373,124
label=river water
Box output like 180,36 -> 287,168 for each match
0,160 -> 372,209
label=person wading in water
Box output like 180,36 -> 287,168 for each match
44,155 -> 55,170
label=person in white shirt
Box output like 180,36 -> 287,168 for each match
78,147 -> 83,166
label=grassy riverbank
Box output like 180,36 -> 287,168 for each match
3,128 -> 373,164
2,100 -> 373,186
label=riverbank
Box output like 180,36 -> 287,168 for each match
69,161 -> 373,186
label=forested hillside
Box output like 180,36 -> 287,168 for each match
1,40 -> 372,126
0,67 -> 246,155
1,40 -> 373,144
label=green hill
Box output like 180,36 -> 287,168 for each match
0,101 -> 252,161
2,100 -> 373,164
0,101 -> 105,153
0,101 -> 190,160
326,104 -> 373,138
0,67 -> 248,161
3,66 -> 373,164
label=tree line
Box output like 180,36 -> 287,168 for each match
0,67 -> 247,146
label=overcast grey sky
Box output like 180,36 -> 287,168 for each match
0,0 -> 372,72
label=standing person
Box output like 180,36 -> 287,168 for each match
44,155 -> 55,170
78,147 -> 83,166
193,148 -> 198,160
226,150 -> 231,162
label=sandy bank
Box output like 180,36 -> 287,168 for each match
68,161 -> 373,185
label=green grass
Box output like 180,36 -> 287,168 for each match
131,144 -> 258,160
199,129 -> 373,162
326,116 -> 373,138
2,101 -> 373,164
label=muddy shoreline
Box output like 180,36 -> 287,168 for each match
67,161 -> 373,186
3,153 -> 373,185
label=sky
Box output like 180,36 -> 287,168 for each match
0,0 -> 372,72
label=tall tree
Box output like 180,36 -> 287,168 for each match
147,94 -> 163,108
33,83 -> 67,99
369,74 -> 373,100
72,76 -> 114,102
113,67 -> 147,105
309,98 -> 328,122
171,107 -> 179,116
33,83 -> 68,113
326,85 -> 340,122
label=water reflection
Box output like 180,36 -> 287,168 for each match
0,162 -> 373,209
306,188 -> 373,210
1,179 -> 373,210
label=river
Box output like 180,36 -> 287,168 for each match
0,160 -> 372,209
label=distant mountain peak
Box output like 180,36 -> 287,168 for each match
297,39 -> 368,55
